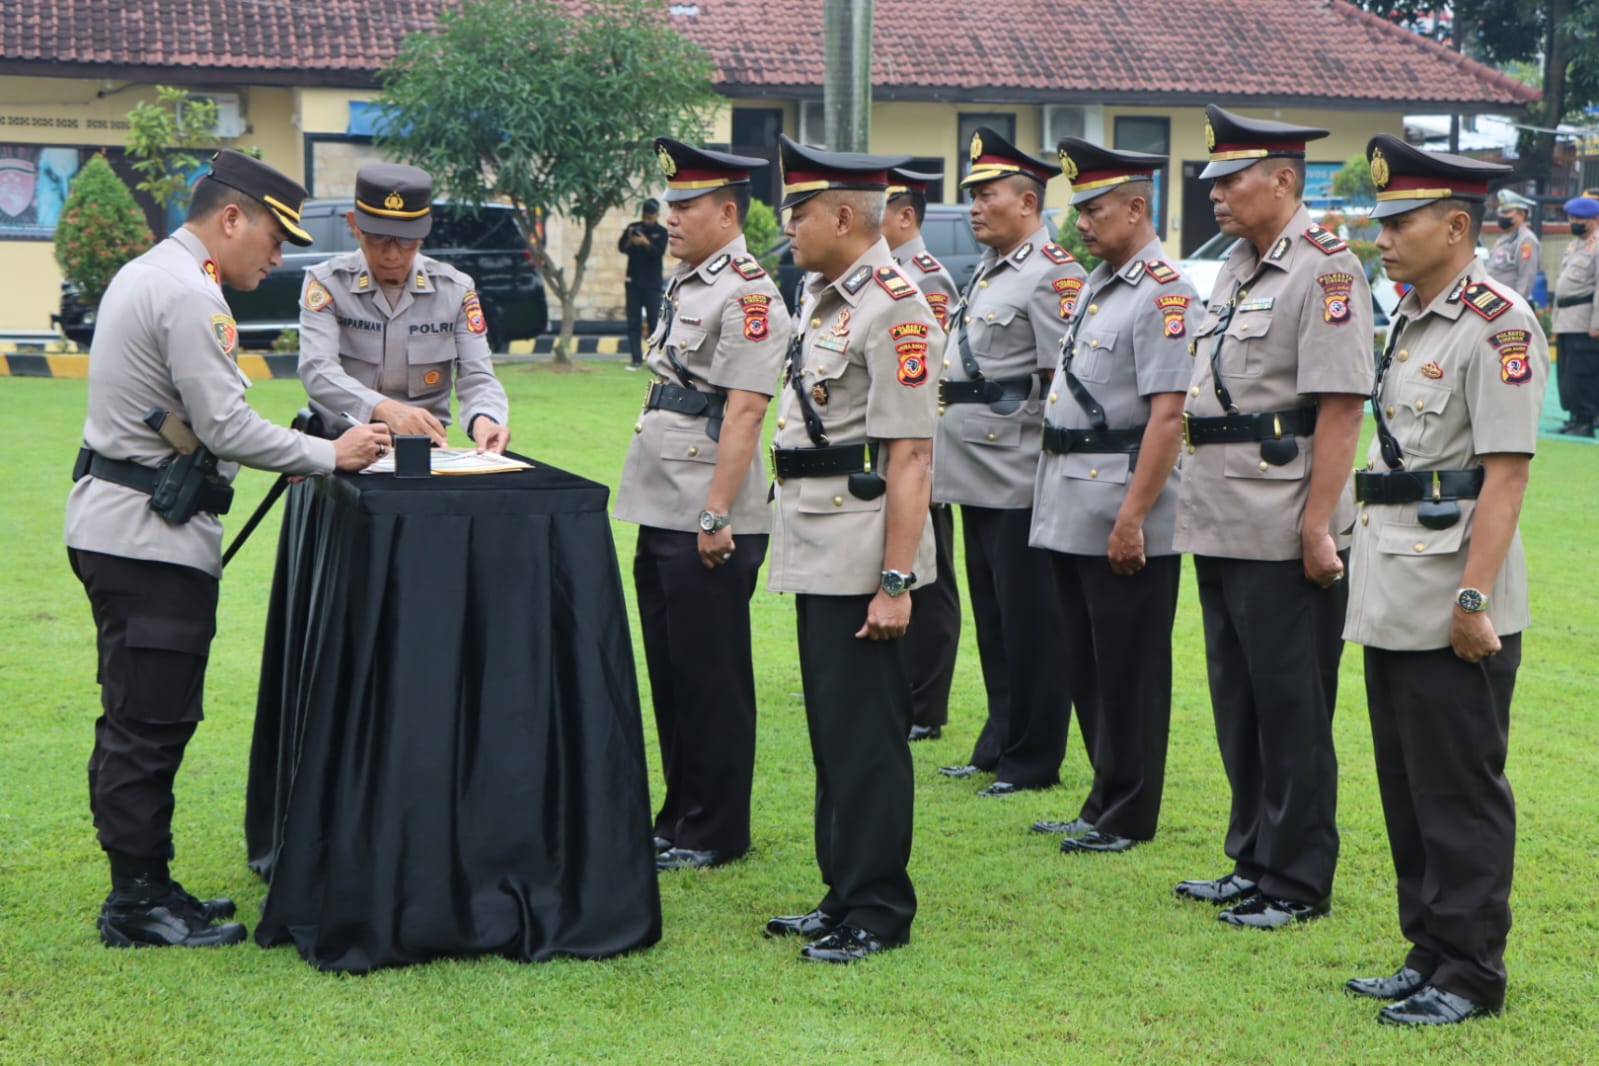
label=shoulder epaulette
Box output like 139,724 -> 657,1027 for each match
912,251 -> 943,274
1303,225 -> 1347,255
874,266 -> 917,300
1460,281 -> 1512,321
1145,259 -> 1181,284
731,255 -> 766,280
841,265 -> 873,295
1040,243 -> 1075,265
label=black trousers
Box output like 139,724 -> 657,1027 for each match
68,548 -> 217,861
961,505 -> 1075,786
1556,331 -> 1599,423
1193,554 -> 1345,903
634,526 -> 766,853
1364,637 -> 1519,1010
625,280 -> 661,366
1054,552 -> 1181,840
907,504 -> 961,729
795,593 -> 916,939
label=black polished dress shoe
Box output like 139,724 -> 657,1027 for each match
1378,985 -> 1499,1026
655,847 -> 743,871
1346,966 -> 1427,1001
98,887 -> 248,948
938,763 -> 983,778
908,725 -> 942,742
652,836 -> 673,853
1031,817 -> 1095,836
1059,828 -> 1136,853
977,780 -> 1023,797
763,908 -> 838,939
1173,872 -> 1259,905
1218,893 -> 1330,928
168,880 -> 236,922
798,924 -> 906,963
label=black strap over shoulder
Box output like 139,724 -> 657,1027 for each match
784,288 -> 831,447
1206,278 -> 1245,414
1370,316 -> 1410,470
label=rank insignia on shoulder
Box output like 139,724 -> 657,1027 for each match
1268,237 -> 1292,261
912,251 -> 942,274
1461,282 -> 1511,321
303,278 -> 334,312
1120,260 -> 1146,282
201,258 -> 220,286
1156,293 -> 1191,337
842,265 -> 873,294
1012,242 -> 1035,264
1145,259 -> 1181,284
731,255 -> 766,280
356,272 -> 371,291
1304,225 -> 1348,255
874,266 -> 917,300
1445,280 -> 1466,304
1420,360 -> 1444,379
1040,243 -> 1074,265
414,270 -> 428,289
706,253 -> 732,275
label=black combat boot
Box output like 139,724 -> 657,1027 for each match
98,852 -> 247,948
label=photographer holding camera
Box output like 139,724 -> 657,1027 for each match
619,198 -> 668,369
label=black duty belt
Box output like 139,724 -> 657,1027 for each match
1354,467 -> 1484,504
644,380 -> 725,420
1041,423 -> 1145,455
1556,293 -> 1595,308
73,448 -> 233,515
938,375 -> 1034,406
1182,406 -> 1318,447
770,443 -> 868,479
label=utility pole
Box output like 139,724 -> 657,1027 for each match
823,0 -> 872,151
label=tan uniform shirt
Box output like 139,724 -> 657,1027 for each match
933,225 -> 1086,508
1344,261 -> 1543,650
891,234 -> 957,334
1486,223 -> 1540,301
298,251 -> 510,431
1551,232 -> 1599,334
65,228 -> 336,577
1030,240 -> 1198,557
614,236 -> 790,533
767,239 -> 943,595
1172,207 -> 1374,560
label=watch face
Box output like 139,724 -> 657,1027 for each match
698,510 -> 716,532
1457,588 -> 1486,612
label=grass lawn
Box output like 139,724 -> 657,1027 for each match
2,361 -> 1597,1065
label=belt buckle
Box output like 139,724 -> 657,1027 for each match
1181,411 -> 1192,448
937,379 -> 949,406
644,380 -> 660,407
768,442 -> 782,484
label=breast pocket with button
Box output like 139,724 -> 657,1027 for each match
1391,382 -> 1452,461
1220,312 -> 1273,379
1071,328 -> 1120,383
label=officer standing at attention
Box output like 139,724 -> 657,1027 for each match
65,150 -> 390,948
1027,139 -> 1197,854
298,163 -> 511,452
614,139 -> 790,871
762,135 -> 942,963
1551,194 -> 1599,436
619,198 -> 669,370
1343,135 -> 1542,1027
935,128 -> 1087,796
883,164 -> 961,743
1171,106 -> 1372,928
1485,190 -> 1540,302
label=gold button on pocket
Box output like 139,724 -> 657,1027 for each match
1414,399 -> 1425,412
1385,406 -> 1396,418
1258,460 -> 1269,472
633,422 -> 643,434
688,447 -> 699,457
1048,393 -> 1058,403
943,359 -> 951,368
1397,349 -> 1410,362
1190,386 -> 1201,397
810,318 -> 821,328
1414,542 -> 1426,552
978,279 -> 989,288
833,496 -> 844,507
986,313 -> 996,322
986,432 -> 997,441
1361,513 -> 1369,525
1089,468 -> 1099,478
776,417 -> 786,429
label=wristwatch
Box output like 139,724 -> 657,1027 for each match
1455,587 -> 1490,613
880,570 -> 918,597
698,509 -> 733,533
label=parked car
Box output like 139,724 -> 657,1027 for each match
54,200 -> 549,352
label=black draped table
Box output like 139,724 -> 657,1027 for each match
245,456 -> 660,972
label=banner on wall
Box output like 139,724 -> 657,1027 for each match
0,144 -> 81,239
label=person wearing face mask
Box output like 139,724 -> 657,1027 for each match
1551,194 -> 1599,436
1485,190 -> 1540,302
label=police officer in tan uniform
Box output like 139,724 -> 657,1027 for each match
1343,135 -> 1542,1027
298,163 -> 511,452
935,128 -> 1087,796
1486,190 -> 1540,301
1171,106 -> 1372,928
1552,194 -> 1599,435
1028,139 -> 1196,854
884,165 -> 961,743
65,150 -> 389,948
614,139 -> 789,870
762,136 -> 942,963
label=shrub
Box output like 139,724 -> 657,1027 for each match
743,198 -> 781,277
53,153 -> 154,309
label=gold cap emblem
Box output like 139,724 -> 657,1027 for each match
1205,119 -> 1216,153
1370,147 -> 1390,191
1059,150 -> 1078,182
384,190 -> 404,210
970,131 -> 984,163
658,145 -> 677,179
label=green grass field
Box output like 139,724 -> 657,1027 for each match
2,363 -> 1597,1065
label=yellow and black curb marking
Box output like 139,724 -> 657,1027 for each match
0,352 -> 302,380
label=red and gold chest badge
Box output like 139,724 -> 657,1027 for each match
811,381 -> 830,406
1156,293 -> 1191,338
891,321 -> 930,387
462,290 -> 488,335
926,292 -> 950,332
1053,276 -> 1084,319
303,278 -> 334,313
740,292 -> 771,341
210,313 -> 238,357
1317,272 -> 1355,325
1420,360 -> 1444,379
1491,328 -> 1533,385
831,309 -> 852,337
201,258 -> 220,286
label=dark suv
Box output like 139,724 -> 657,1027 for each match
55,200 -> 548,352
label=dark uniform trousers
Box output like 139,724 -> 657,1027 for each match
1055,553 -> 1181,840
625,281 -> 662,366
634,526 -> 767,853
962,505 -> 1077,786
68,548 -> 217,861
906,504 -> 960,729
1194,553 -> 1345,903
1364,637 -> 1519,1011
795,593 -> 916,940
1556,332 -> 1599,424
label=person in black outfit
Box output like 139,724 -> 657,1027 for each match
620,198 -> 669,369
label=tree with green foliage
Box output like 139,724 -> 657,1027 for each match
743,199 -> 782,278
125,86 -> 221,220
53,153 -> 154,313
376,0 -> 720,362
1331,152 -> 1376,204
1053,208 -> 1099,274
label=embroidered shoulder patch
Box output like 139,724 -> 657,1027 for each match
706,253 -> 732,276
1155,293 -> 1191,337
731,255 -> 766,280
210,314 -> 238,357
925,291 -> 950,331
1303,225 -> 1347,255
302,278 -> 334,313
1461,282 -> 1511,321
1490,328 -> 1533,385
841,265 -> 873,294
1053,276 -> 1084,319
1145,259 -> 1181,284
1040,243 -> 1075,265
874,266 -> 917,300
739,292 -> 771,341
1317,272 -> 1355,325
912,251 -> 943,274
891,321 -> 930,386
462,290 -> 488,334
1520,241 -> 1534,261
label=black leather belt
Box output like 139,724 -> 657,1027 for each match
1556,294 -> 1595,309
73,447 -> 232,515
644,380 -> 725,419
1354,467 -> 1484,504
1041,423 -> 1145,455
1182,406 -> 1318,447
938,376 -> 1034,406
770,443 -> 868,479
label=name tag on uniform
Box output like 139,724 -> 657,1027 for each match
677,315 -> 702,326
814,335 -> 848,353
1237,298 -> 1274,313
